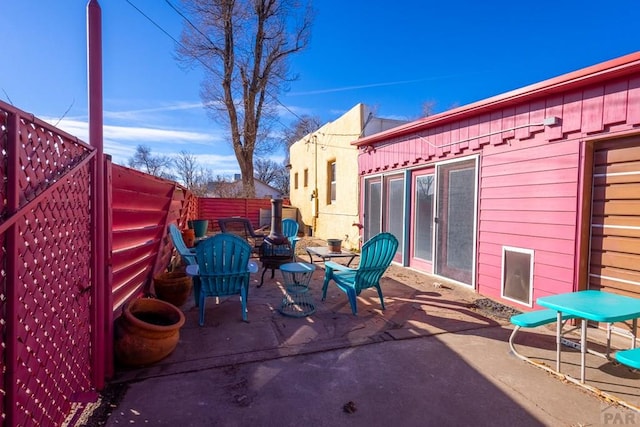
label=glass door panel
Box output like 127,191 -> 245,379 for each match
385,176 -> 404,262
364,178 -> 381,242
435,159 -> 477,285
413,174 -> 434,267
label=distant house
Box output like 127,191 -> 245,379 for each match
288,103 -> 407,248
207,174 -> 283,199
354,52 -> 640,309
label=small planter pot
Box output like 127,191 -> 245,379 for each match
153,270 -> 193,307
189,219 -> 209,238
181,229 -> 196,247
327,239 -> 342,253
114,298 -> 185,367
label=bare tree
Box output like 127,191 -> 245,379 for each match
271,166 -> 289,196
254,157 -> 280,184
174,150 -> 213,196
128,145 -> 175,180
174,150 -> 199,188
254,157 -> 290,195
177,0 -> 314,197
421,100 -> 437,118
282,114 -> 321,163
209,175 -> 243,197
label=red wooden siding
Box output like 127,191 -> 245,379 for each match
359,76 -> 640,175
358,57 -> 640,308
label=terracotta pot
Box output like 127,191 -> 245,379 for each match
181,229 -> 196,247
153,271 -> 193,307
114,298 -> 185,367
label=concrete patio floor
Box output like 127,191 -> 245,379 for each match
83,239 -> 640,426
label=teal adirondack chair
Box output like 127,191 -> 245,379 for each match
168,224 -> 201,305
168,224 -> 197,265
195,233 -> 252,325
322,232 -> 399,315
282,218 -> 300,260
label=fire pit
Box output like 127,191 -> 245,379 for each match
258,198 -> 293,287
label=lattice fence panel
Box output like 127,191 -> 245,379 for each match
14,164 -> 93,425
1,108 -> 7,221
1,233 -> 6,427
1,106 -> 95,426
17,118 -> 90,207
1,105 -> 9,426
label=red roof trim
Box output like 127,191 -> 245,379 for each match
354,51 -> 640,147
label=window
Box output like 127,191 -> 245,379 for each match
304,169 -> 308,187
329,161 -> 336,203
294,172 -> 299,190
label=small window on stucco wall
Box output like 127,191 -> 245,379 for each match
304,169 -> 309,187
294,172 -> 299,190
328,161 -> 336,204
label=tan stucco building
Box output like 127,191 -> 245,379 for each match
289,103 -> 406,249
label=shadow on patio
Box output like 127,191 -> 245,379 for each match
89,239 -> 640,426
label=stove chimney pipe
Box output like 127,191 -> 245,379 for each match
267,198 -> 286,243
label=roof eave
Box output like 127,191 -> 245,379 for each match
353,51 -> 640,147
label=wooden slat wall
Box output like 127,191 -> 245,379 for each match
590,137 -> 640,297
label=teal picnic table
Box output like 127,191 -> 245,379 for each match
537,290 -> 640,383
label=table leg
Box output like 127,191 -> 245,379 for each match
346,255 -> 356,267
580,318 -> 587,383
633,319 -> 638,349
556,311 -> 562,373
606,322 -> 612,358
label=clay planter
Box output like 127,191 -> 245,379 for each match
181,229 -> 196,247
327,239 -> 342,253
114,298 -> 185,367
153,270 -> 193,307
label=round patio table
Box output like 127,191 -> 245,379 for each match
279,262 -> 316,317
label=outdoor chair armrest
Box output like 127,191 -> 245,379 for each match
324,260 -> 354,273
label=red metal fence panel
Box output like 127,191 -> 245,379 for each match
198,197 -> 290,232
110,165 -> 190,311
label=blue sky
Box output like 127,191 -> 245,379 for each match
1,1 -> 638,176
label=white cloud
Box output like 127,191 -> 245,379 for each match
51,118 -> 216,143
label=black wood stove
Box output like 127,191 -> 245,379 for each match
258,198 -> 292,287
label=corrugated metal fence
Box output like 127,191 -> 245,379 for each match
198,197 -> 283,232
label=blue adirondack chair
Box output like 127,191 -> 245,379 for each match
282,218 -> 300,260
168,224 -> 201,305
195,233 -> 252,325
168,224 -> 197,265
321,232 -> 399,315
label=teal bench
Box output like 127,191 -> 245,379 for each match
615,348 -> 640,369
509,309 -> 578,362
